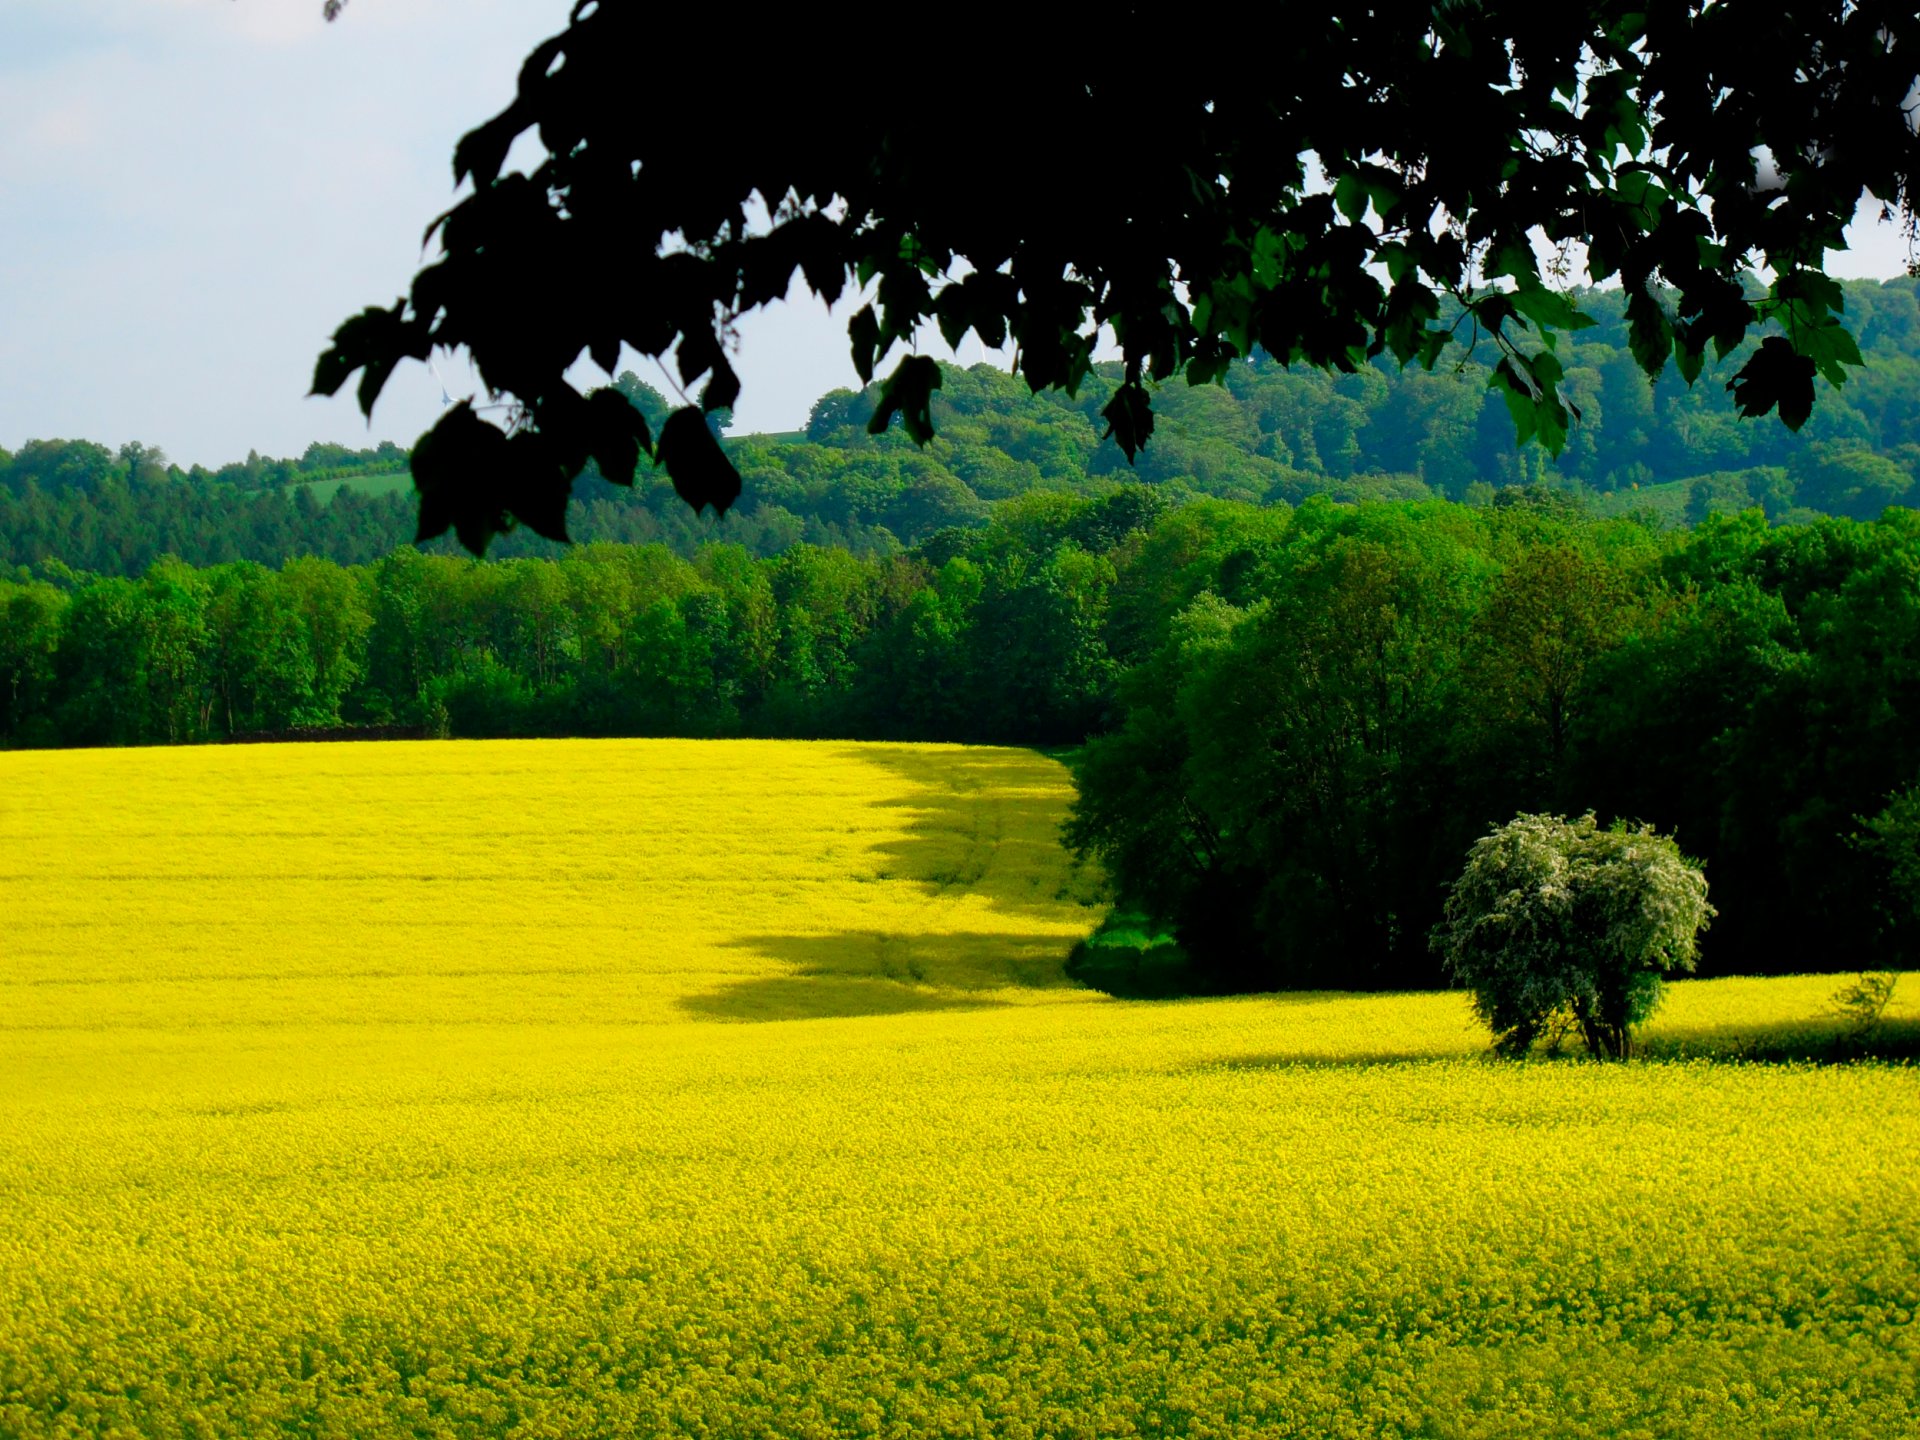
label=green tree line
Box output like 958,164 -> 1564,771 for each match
0,485 -> 1160,753
7,485 -> 1920,984
6,280 -> 1919,578
1070,494 -> 1920,989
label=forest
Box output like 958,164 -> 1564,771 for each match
5,277 -> 1920,995
4,279 -> 1920,578
5,479 -> 1918,989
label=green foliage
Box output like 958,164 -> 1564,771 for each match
1868,784 -> 1920,882
1791,448 -> 1916,520
1830,970 -> 1901,1041
1071,501 -> 1920,989
15,281 -> 1920,579
1858,783 -> 1920,944
1433,813 -> 1714,1059
1063,912 -> 1197,1000
0,580 -> 61,745
0,483 -> 1169,753
314,5 -> 1920,549
11,477 -> 1920,994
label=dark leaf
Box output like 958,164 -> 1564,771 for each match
867,354 -> 943,446
515,37 -> 567,101
316,302 -> 432,419
1488,353 -> 1572,454
656,406 -> 741,515
1728,336 -> 1817,429
701,356 -> 741,415
736,229 -> 801,312
791,212 -> 849,305
675,329 -> 723,390
1795,318 -> 1864,388
848,305 -> 882,384
1382,277 -> 1441,367
1624,285 -> 1672,379
1470,294 -> 1518,334
1675,340 -> 1705,386
1100,380 -> 1155,462
1184,338 -> 1234,388
451,102 -> 530,188
1776,269 -> 1846,317
1509,280 -> 1596,335
584,385 -> 653,486
410,402 -> 512,554
504,431 -> 573,543
934,290 -> 971,353
311,302 -> 414,405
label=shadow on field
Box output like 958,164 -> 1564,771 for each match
682,746 -> 1102,1022
850,746 -> 1106,918
684,930 -> 1082,1021
1639,1014 -> 1920,1064
1187,1016 -> 1920,1070
1189,1049 -> 1462,1071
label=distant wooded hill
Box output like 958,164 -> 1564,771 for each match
5,277 -> 1918,579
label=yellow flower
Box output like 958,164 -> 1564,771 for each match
0,739 -> 1915,1438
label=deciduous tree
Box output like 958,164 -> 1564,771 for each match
315,3 -> 1920,553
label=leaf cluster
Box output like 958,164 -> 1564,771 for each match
313,3 -> 1920,553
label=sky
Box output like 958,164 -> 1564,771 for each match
1,1 -> 1915,470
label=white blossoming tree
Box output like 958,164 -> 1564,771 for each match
1433,813 -> 1714,1060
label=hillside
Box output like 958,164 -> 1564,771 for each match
4,278 -> 1918,578
2,738 -> 1915,1437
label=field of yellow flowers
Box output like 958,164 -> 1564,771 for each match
2,738 -> 1916,1439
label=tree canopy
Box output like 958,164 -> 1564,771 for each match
1433,812 -> 1712,1059
313,2 -> 1920,554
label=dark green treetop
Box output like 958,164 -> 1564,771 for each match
314,2 -> 1920,554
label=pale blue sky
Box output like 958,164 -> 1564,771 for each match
1,1 -> 1913,468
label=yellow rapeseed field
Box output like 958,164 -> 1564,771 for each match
1,738 -> 1916,1439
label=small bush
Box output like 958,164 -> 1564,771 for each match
1432,812 -> 1714,1059
1065,911 -> 1202,999
1830,970 -> 1900,1040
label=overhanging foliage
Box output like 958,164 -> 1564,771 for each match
315,4 -> 1920,553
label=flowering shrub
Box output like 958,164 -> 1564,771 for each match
1434,812 -> 1715,1058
